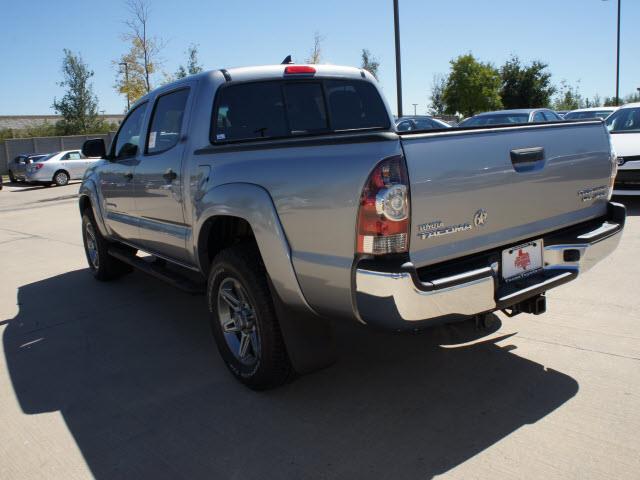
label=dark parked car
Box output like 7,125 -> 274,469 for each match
8,153 -> 48,183
395,115 -> 451,132
459,109 -> 563,127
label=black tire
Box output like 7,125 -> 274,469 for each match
53,170 -> 70,186
81,212 -> 133,280
208,244 -> 293,390
8,171 -> 16,183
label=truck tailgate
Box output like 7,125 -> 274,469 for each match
400,121 -> 614,268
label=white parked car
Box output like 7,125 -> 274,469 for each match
25,150 -> 101,186
606,103 -> 640,196
564,107 -> 617,121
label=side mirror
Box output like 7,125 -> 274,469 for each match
82,138 -> 107,159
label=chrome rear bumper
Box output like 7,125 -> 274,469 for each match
354,202 -> 625,330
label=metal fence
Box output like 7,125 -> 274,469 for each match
1,132 -> 116,174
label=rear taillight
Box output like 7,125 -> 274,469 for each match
33,163 -> 44,170
357,155 -> 410,255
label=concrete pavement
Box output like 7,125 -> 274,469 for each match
0,182 -> 639,479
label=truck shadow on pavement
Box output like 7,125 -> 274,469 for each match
4,269 -> 579,479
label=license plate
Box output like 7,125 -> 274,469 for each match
502,239 -> 543,281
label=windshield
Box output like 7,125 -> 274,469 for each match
565,110 -> 614,120
462,113 -> 529,127
605,107 -> 640,133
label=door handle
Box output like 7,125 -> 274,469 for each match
510,147 -> 545,172
123,172 -> 133,180
163,169 -> 178,182
510,147 -> 545,164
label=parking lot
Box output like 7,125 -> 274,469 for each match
0,182 -> 639,479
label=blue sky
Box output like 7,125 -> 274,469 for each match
1,0 -> 638,115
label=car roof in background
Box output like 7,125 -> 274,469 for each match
473,108 -> 548,116
619,102 -> 640,110
567,107 -> 617,113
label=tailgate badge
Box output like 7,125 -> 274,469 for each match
418,208 -> 488,240
473,209 -> 488,227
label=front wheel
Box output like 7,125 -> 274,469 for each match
8,171 -> 16,183
208,244 -> 293,390
82,212 -> 132,280
53,170 -> 69,186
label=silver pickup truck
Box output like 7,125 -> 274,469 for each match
79,63 -> 625,389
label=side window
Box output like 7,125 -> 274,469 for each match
214,83 -> 288,142
283,83 -> 328,134
61,153 -> 71,160
533,112 -> 546,122
325,80 -> 390,131
146,89 -> 190,154
67,151 -> 82,160
396,120 -> 413,132
113,102 -> 148,159
543,111 -> 559,121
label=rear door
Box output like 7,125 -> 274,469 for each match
400,122 -> 613,268
62,151 -> 84,178
134,86 -> 193,262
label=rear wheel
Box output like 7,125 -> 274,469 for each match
53,170 -> 69,186
208,244 -> 293,390
82,212 -> 132,280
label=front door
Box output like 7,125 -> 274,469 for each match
99,101 -> 149,242
134,87 -> 192,262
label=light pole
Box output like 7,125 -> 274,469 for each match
119,62 -> 130,111
412,104 -> 418,115
393,0 -> 403,117
603,0 -> 621,105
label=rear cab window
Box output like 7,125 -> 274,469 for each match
212,78 -> 389,143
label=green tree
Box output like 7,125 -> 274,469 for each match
500,56 -> 555,108
553,80 -> 583,110
443,54 -> 502,117
176,44 -> 203,79
360,49 -> 380,80
52,49 -> 104,135
429,74 -> 447,115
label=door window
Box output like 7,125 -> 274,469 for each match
113,102 -> 148,159
61,151 -> 83,160
146,89 -> 190,154
533,112 -> 546,122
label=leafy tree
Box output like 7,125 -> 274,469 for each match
429,74 -> 447,115
114,40 -> 150,107
176,44 -> 203,79
360,49 -> 380,79
114,0 -> 165,106
443,54 -> 502,117
553,80 -> 582,110
603,96 -> 621,107
52,49 -> 104,135
500,56 -> 555,108
306,31 -> 324,64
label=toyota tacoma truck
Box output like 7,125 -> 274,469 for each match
79,63 -> 625,389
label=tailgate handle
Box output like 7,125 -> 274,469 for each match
510,147 -> 545,164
